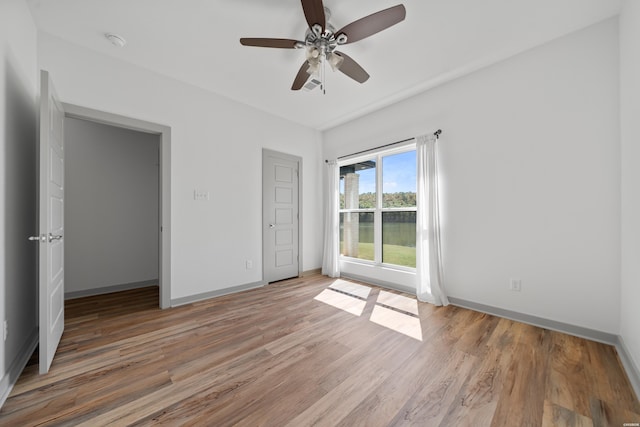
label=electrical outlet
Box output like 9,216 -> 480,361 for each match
3,320 -> 7,341
509,279 -> 522,292
246,260 -> 253,270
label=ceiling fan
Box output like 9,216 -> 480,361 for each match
239,0 -> 406,92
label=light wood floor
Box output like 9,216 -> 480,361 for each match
1,274 -> 638,426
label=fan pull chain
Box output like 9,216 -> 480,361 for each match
322,51 -> 327,95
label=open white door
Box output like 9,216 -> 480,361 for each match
37,70 -> 65,374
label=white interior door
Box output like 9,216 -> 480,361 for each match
38,70 -> 65,374
263,150 -> 300,283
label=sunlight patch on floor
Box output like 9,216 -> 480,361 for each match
376,290 -> 419,315
314,281 -> 422,339
328,280 -> 372,300
314,289 -> 366,316
369,305 -> 423,341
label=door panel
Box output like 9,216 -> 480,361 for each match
275,229 -> 292,245
275,187 -> 292,203
275,208 -> 292,224
39,70 -> 65,374
263,151 -> 299,282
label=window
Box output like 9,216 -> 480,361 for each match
339,146 -> 417,268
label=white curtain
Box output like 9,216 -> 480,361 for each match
321,160 -> 340,277
416,134 -> 448,306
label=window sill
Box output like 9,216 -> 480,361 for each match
339,258 -> 416,290
339,256 -> 416,274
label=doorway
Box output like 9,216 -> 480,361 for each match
62,103 -> 171,308
262,149 -> 302,283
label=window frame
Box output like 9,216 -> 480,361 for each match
338,142 -> 417,272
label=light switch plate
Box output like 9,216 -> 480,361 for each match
194,190 -> 209,201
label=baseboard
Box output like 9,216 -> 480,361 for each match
339,273 -> 416,295
616,335 -> 640,401
171,281 -> 266,307
65,279 -> 158,300
448,297 -> 618,345
301,268 -> 321,277
0,329 -> 38,408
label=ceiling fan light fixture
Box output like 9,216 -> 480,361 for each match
239,1 -> 407,92
307,60 -> 320,76
307,47 -> 320,59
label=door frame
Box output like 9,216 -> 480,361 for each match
262,149 -> 303,282
62,103 -> 171,309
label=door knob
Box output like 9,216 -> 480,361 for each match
28,235 -> 45,242
48,233 -> 63,242
269,224 -> 276,229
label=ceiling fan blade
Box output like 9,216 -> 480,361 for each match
292,61 -> 311,90
301,0 -> 326,32
240,38 -> 301,49
334,51 -> 370,83
335,4 -> 406,45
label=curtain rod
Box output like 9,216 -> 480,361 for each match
325,129 -> 442,163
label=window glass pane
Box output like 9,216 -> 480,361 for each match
340,212 -> 374,261
382,151 -> 416,208
339,160 -> 376,209
382,211 -> 416,267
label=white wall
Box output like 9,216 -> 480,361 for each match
619,0 -> 640,382
0,0 -> 38,401
38,33 -> 323,301
324,19 -> 621,333
65,118 -> 159,294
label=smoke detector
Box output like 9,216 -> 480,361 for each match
105,33 -> 127,48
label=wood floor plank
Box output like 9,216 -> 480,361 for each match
359,348 -> 477,427
490,324 -> 552,426
437,321 -> 526,427
590,397 -> 640,427
172,341 -> 351,426
283,357 -> 392,427
584,340 -> 640,414
542,400 -> 594,427
1,276 -> 637,426
545,333 -> 594,417
453,311 -> 501,358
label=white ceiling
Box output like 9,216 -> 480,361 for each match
26,0 -> 621,130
